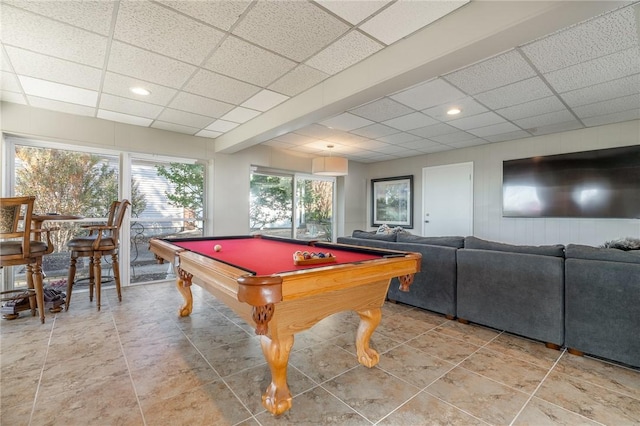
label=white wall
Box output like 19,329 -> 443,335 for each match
364,120 -> 640,246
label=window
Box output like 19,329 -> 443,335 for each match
3,137 -> 206,291
129,157 -> 205,283
249,168 -> 335,242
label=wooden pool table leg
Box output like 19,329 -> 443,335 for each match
176,269 -> 193,317
356,307 -> 382,368
260,334 -> 294,416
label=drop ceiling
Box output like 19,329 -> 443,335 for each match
1,1 -> 639,163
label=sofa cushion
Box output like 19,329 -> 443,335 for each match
351,230 -> 397,242
566,244 -> 640,264
396,233 -> 464,248
464,236 -> 565,257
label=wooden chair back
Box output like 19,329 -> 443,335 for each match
0,196 -> 35,265
106,199 -> 130,247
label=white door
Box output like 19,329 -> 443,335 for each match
422,162 -> 473,236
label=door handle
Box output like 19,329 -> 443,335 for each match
424,220 -> 429,223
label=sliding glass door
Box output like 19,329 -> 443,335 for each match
3,137 -> 205,291
249,168 -> 335,242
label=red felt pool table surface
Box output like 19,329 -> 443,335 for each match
170,236 -> 383,275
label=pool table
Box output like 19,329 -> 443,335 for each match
149,234 -> 421,415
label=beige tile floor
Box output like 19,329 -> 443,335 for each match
1,282 -> 639,426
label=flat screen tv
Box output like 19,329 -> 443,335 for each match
502,145 -> 640,218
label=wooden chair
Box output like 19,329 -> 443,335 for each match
66,199 -> 130,310
1,196 -> 55,323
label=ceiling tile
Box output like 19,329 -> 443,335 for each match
102,72 -> 177,106
529,119 -> 583,136
306,30 -> 383,75
382,112 -> 437,131
1,49 -> 13,72
377,132 -> 422,145
320,113 -> 374,131
350,123 -> 399,138
582,108 -> 640,127
97,109 -> 153,126
391,78 -> 465,110
315,0 -> 389,25
108,42 -> 197,89
372,143 -> 414,155
99,93 -> 163,119
475,77 -> 553,109
169,92 -> 234,118
572,94 -> 640,119
206,120 -> 239,133
195,129 -> 223,139
521,6 -> 639,74
359,0 -> 469,45
322,133 -> 369,146
27,96 -> 95,116
353,139 -> 390,150
4,0 -> 115,35
19,75 -> 97,107
430,131 -> 477,144
232,1 -> 349,62
544,47 -> 640,93
185,69 -> 260,105
221,107 -> 261,124
482,130 -> 531,143
560,74 -> 640,107
157,0 -> 251,31
422,97 -> 488,121
151,121 -> 199,135
6,46 -> 102,90
241,90 -> 289,112
2,5 -> 107,68
408,122 -> 459,138
398,139 -> 441,150
114,1 -> 224,65
156,108 -> 215,128
349,97 -> 414,122
496,96 -> 567,121
467,122 -> 521,138
514,110 -> 578,130
275,132 -> 316,145
268,64 -> 328,97
445,50 -> 536,94
295,124 -> 339,140
205,37 -> 296,87
1,71 -> 21,92
448,111 -> 507,131
445,138 -> 488,148
419,143 -> 457,154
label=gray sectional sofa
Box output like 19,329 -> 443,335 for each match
337,230 -> 640,368
338,231 -> 462,318
564,244 -> 640,368
457,237 -> 565,348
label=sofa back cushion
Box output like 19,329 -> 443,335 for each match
464,236 -> 565,257
396,233 -> 464,248
566,244 -> 640,264
351,230 -> 397,242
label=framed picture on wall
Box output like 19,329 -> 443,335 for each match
371,175 -> 413,228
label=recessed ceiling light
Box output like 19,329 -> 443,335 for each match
447,107 -> 461,115
130,87 -> 151,96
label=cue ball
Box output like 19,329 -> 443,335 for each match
214,244 -> 222,252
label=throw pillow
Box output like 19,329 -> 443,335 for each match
600,237 -> 640,251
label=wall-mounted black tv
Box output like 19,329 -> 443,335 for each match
502,145 -> 640,218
